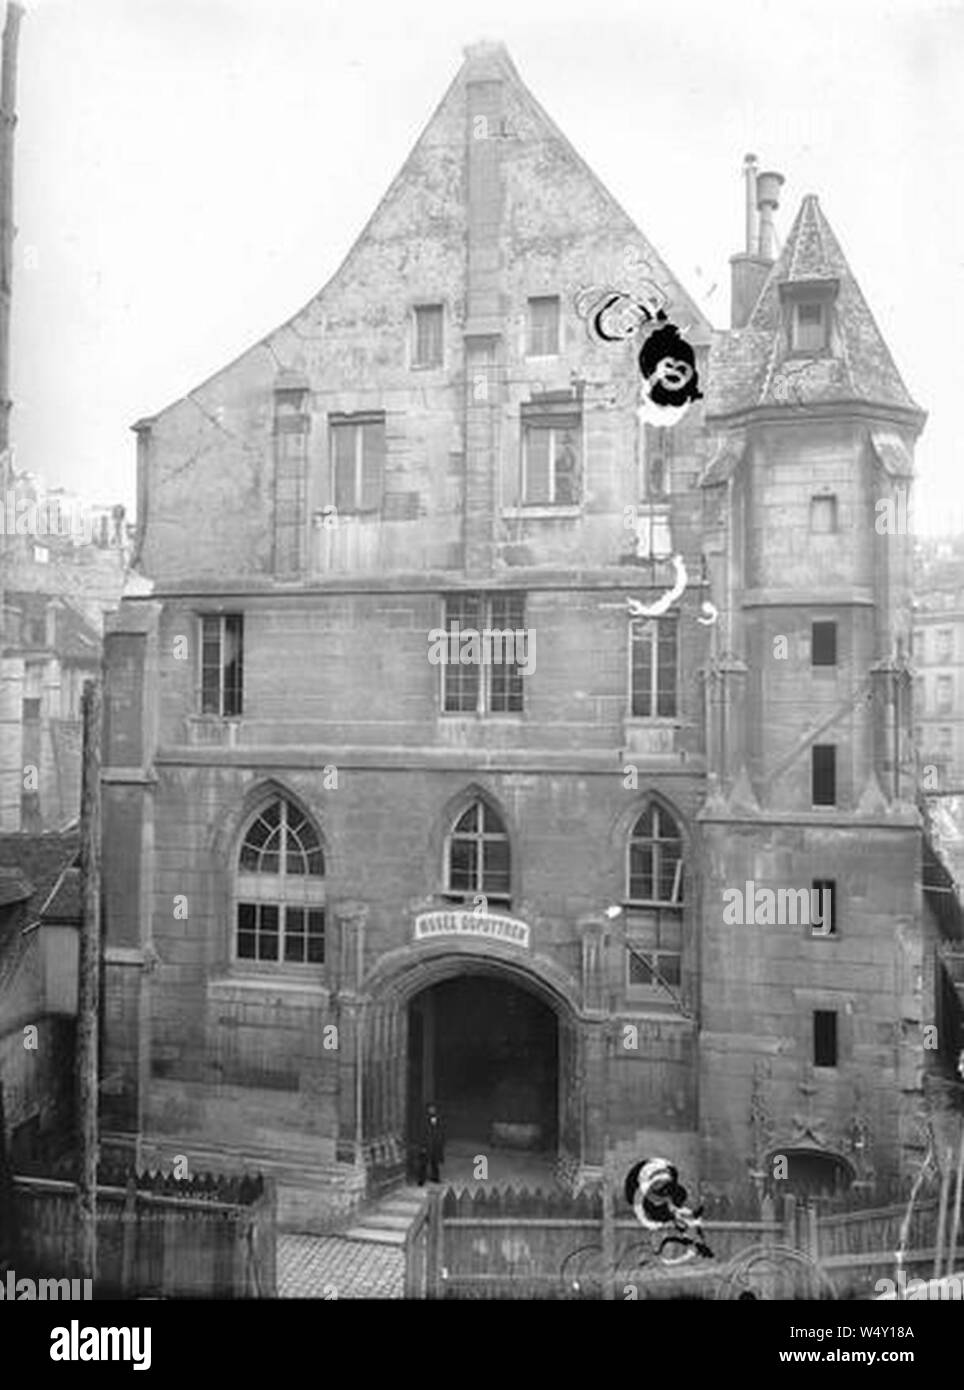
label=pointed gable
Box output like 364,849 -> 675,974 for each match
707,194 -> 922,420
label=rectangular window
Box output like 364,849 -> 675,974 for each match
915,676 -> 926,716
812,744 -> 836,806
811,879 -> 836,937
200,614 -> 244,717
810,495 -> 837,534
644,425 -> 673,500
631,617 -> 678,718
936,674 -> 954,714
22,697 -> 40,722
527,296 -> 560,356
626,912 -> 682,993
939,727 -> 953,755
441,592 -> 526,715
813,1010 -> 838,1068
811,621 -> 837,667
794,301 -> 827,352
936,628 -> 953,662
413,304 -> 443,368
522,420 -> 581,504
330,414 -> 385,513
236,903 -> 324,965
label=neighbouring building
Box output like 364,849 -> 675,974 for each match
914,535 -> 964,793
0,831 -> 80,1171
0,465 -> 130,831
101,42 -> 947,1219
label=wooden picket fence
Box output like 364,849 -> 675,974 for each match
6,1169 -> 277,1298
407,1184 -> 945,1300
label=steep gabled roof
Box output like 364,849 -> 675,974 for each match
707,195 -> 922,420
140,42 -> 709,422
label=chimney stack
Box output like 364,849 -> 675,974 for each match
755,170 -> 784,262
729,155 -> 783,329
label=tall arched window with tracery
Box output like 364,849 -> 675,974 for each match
235,796 -> 326,964
625,803 -> 684,998
444,799 -> 511,909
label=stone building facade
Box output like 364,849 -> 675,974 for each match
101,42 -> 938,1213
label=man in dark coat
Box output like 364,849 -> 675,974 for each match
417,1103 -> 445,1186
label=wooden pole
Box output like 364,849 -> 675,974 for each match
946,1121 -> 964,1277
933,1145 -> 952,1280
601,1137 -> 615,1300
0,3 -> 23,461
77,678 -> 102,1286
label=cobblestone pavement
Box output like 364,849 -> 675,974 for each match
278,1234 -> 405,1299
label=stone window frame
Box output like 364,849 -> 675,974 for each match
808,878 -> 838,940
936,673 -> 954,714
441,795 -> 512,911
438,591 -> 527,716
628,615 -> 679,720
411,302 -> 445,370
811,743 -> 837,806
809,493 -> 838,534
812,1009 -> 838,1068
525,294 -> 561,357
199,612 -> 244,718
328,411 -> 386,515
233,795 -> 328,972
811,619 -> 837,668
779,277 -> 838,359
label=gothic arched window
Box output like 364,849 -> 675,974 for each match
627,803 -> 683,905
444,799 -> 511,908
235,797 -> 326,964
625,803 -> 684,998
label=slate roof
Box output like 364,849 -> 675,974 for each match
5,591 -> 101,662
707,194 -> 922,420
0,832 -> 81,925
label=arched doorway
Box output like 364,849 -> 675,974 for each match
355,945 -> 584,1189
407,973 -> 559,1166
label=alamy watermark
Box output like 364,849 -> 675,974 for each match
0,1269 -> 93,1300
0,491 -> 96,543
722,882 -> 832,934
427,623 -> 536,676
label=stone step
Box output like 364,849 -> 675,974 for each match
358,1213 -> 413,1231
341,1226 -> 408,1247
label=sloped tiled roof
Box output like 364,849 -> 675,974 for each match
707,195 -> 922,419
0,832 -> 81,925
0,867 -> 31,908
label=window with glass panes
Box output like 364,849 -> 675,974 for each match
626,915 -> 682,992
235,798 -> 325,964
413,305 -> 443,367
627,804 -> 684,905
441,593 -> 526,714
330,414 -> 385,513
444,799 -> 511,907
522,419 -> 581,505
527,296 -> 560,355
201,614 -> 244,716
630,617 -> 678,718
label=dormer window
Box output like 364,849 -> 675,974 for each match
793,301 -> 827,352
780,278 -> 838,356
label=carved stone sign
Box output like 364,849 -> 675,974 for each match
413,910 -> 530,949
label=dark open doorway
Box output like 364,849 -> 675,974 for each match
407,973 -> 559,1163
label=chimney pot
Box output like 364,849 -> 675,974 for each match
756,170 -> 784,262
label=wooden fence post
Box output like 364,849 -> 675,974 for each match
601,1143 -> 615,1301
77,678 -> 103,1289
120,1174 -> 136,1295
946,1127 -> 964,1277
934,1146 -> 953,1280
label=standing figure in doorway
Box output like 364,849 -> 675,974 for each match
417,1102 -> 445,1186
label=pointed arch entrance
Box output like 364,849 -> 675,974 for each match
351,944 -> 586,1190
